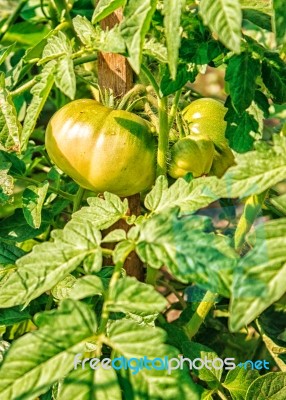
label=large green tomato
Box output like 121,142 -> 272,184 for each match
45,99 -> 157,197
168,135 -> 214,178
182,98 -> 234,177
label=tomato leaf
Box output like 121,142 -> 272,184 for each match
223,367 -> 260,400
121,0 -> 157,74
0,300 -> 97,400
225,52 -> 261,114
92,0 -> 126,24
54,56 -> 76,99
272,0 -> 286,46
199,0 -> 242,54
0,243 -> 26,266
230,219 -> 286,331
246,372 -> 286,400
68,275 -> 105,300
0,220 -> 102,308
163,0 -> 184,79
22,181 -> 49,229
262,52 -> 286,104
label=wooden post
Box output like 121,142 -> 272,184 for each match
98,9 -> 144,281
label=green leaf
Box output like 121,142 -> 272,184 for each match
113,240 -> 135,264
54,56 -> 76,99
121,0 -> 157,74
182,342 -> 222,384
0,43 -> 16,66
68,275 -> 105,300
136,209 -> 236,296
242,8 -> 272,31
0,243 -> 26,265
160,63 -> 197,96
22,181 -> 49,229
108,319 -> 201,400
0,300 -> 97,400
0,73 -> 22,152
0,209 -> 51,243
0,220 -> 102,308
143,38 -> 168,63
108,276 -> 167,315
144,175 -> 225,215
0,166 -> 13,205
226,109 -> 258,152
225,52 -> 261,114
73,15 -> 96,46
246,372 -> 286,400
92,0 -> 126,24
58,367 -> 122,400
163,0 -> 184,79
0,306 -> 31,326
41,31 -> 72,63
223,367 -> 259,400
262,52 -> 286,104
273,0 -> 286,46
0,150 -> 26,176
230,218 -> 286,331
199,0 -> 242,53
102,229 -> 126,243
51,274 -> 77,300
73,193 -> 129,230
21,60 -> 56,150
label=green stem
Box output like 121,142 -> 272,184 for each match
140,64 -> 160,98
14,175 -> 74,202
0,0 -> 29,41
72,186 -> 85,213
234,191 -> 267,251
168,89 -> 182,129
10,78 -> 36,97
217,389 -> 229,400
157,96 -> 169,176
117,84 -> 146,110
184,291 -> 218,339
74,54 -> 97,66
146,267 -> 158,286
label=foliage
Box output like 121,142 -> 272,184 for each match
0,0 -> 286,399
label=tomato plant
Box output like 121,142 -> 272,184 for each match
0,1 -> 286,400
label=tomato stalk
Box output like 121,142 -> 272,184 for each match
184,290 -> 218,339
0,0 -> 29,41
72,186 -> 86,213
157,96 -> 169,176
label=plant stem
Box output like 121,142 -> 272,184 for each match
0,0 -> 29,41
234,191 -> 267,251
74,54 -> 97,66
217,389 -> 229,400
140,64 -> 160,98
157,96 -> 169,176
184,291 -> 218,339
146,266 -> 158,286
168,88 -> 182,129
72,186 -> 85,213
10,78 -> 37,97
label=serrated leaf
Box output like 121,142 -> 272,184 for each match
54,56 -> 76,99
102,229 -> 126,243
22,181 -> 49,229
160,63 -> 197,96
182,342 -> 222,383
0,306 -> 31,326
108,319 -> 201,400
41,31 -> 72,63
143,38 -> 168,63
121,0 -> 157,73
58,367 -> 122,400
0,43 -> 16,66
0,150 -> 26,176
230,218 -> 286,331
246,372 -> 286,400
0,166 -> 13,205
225,52 -> 261,114
69,275 -> 105,300
262,52 -> 286,104
0,73 -> 22,152
92,0 -> 125,24
21,60 -> 56,150
108,276 -> 167,315
163,0 -> 184,79
199,0 -> 242,53
0,300 -> 97,400
223,367 -> 260,400
73,192 -> 129,230
73,15 -> 96,46
273,0 -> 286,46
0,220 -> 102,308
226,109 -> 258,152
113,240 -> 135,264
242,8 -> 272,31
0,243 -> 26,265
136,209 -> 236,296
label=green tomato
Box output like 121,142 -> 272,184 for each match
45,99 -> 157,197
182,98 -> 228,148
182,98 -> 234,177
168,135 -> 215,179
